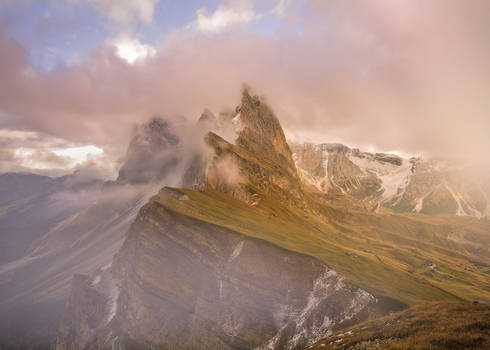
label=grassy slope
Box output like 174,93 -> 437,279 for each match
308,302 -> 490,350
150,187 -> 490,306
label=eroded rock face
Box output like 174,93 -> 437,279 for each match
57,193 -> 375,350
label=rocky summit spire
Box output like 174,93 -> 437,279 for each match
235,87 -> 297,175
203,86 -> 305,208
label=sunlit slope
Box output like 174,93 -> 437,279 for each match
309,302 -> 490,350
153,186 -> 490,306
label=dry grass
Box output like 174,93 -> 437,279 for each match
309,302 -> 490,350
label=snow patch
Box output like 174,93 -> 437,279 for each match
321,149 -> 329,175
106,283 -> 120,324
229,241 -> 244,262
348,153 -> 412,202
413,195 -> 425,213
445,184 -> 481,217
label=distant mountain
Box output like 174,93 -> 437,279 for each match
291,142 -> 489,217
0,172 -> 102,265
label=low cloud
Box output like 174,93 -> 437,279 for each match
1,0 -> 490,176
0,128 -> 115,177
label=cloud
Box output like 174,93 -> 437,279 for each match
108,34 -> 156,64
270,0 -> 291,16
84,0 -> 159,24
190,0 -> 261,33
0,128 -> 114,177
0,0 -> 490,176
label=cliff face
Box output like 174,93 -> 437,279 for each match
57,189 -> 375,350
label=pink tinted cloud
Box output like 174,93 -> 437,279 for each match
0,0 -> 489,173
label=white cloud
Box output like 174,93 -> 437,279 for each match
15,145 -> 104,170
192,0 -> 261,33
109,35 -> 156,64
270,0 -> 291,16
81,0 -> 159,23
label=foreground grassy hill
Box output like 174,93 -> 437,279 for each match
308,302 -> 490,350
153,186 -> 490,306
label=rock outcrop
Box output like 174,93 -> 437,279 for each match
202,88 -> 305,208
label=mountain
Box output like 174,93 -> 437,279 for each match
291,142 -> 489,217
2,88 -> 490,349
55,89 -> 392,350
0,172 -> 103,265
56,88 -> 490,349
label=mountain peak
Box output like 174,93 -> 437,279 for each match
117,117 -> 180,184
198,87 -> 305,207
235,86 -> 296,174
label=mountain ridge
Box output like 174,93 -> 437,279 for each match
291,142 -> 489,218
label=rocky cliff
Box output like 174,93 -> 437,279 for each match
57,188 -> 376,350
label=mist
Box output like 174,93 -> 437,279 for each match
1,0 -> 489,178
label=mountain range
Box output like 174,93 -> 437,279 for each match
1,88 -> 489,349
291,142 -> 489,217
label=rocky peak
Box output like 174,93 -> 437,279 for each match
117,117 -> 180,184
201,88 -> 305,207
197,109 -> 219,132
235,87 -> 297,174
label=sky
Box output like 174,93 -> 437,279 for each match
1,0 -> 489,178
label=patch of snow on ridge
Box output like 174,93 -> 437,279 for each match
348,152 -> 412,201
229,241 -> 244,262
322,149 -> 329,175
413,195 -> 425,213
445,183 -> 482,217
106,283 -> 120,325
